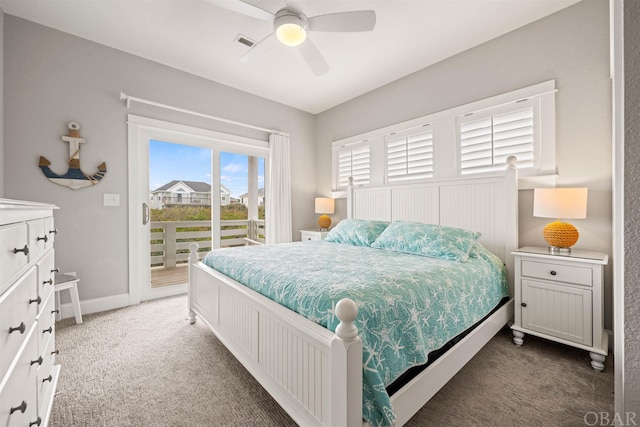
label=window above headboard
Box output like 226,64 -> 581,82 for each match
332,80 -> 556,192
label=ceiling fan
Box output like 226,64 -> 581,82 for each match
209,0 -> 376,76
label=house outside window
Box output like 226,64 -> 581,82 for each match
150,180 -> 231,209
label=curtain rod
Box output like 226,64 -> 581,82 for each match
120,92 -> 277,134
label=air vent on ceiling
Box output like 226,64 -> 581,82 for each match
235,35 -> 256,48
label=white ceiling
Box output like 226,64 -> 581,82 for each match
0,0 -> 581,114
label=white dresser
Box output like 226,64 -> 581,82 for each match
0,199 -> 60,427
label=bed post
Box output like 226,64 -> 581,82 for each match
188,243 -> 199,324
504,156 -> 519,298
346,177 -> 354,219
331,298 -> 362,427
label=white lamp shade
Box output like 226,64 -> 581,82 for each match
533,188 -> 588,219
315,197 -> 335,214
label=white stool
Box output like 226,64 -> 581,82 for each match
54,272 -> 83,324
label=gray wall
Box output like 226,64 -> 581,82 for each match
3,16 -> 316,302
316,0 -> 613,328
0,7 -> 4,196
624,0 -> 640,415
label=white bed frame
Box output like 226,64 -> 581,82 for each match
188,159 -> 518,427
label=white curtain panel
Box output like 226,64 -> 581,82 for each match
266,132 -> 292,244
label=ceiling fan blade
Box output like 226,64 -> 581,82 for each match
205,0 -> 274,22
298,38 -> 329,76
240,32 -> 275,63
308,10 -> 376,32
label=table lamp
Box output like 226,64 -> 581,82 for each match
315,197 -> 335,230
533,187 -> 588,254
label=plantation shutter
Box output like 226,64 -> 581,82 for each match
338,145 -> 370,187
460,107 -> 534,175
386,130 -> 434,183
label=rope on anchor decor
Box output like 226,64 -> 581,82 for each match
38,122 -> 107,190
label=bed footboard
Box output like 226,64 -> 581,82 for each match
188,244 -> 364,427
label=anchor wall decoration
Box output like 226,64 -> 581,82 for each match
38,122 -> 107,190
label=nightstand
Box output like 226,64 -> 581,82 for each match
300,229 -> 330,241
511,246 -> 609,371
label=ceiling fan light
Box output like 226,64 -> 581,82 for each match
274,10 -> 308,47
276,23 -> 307,46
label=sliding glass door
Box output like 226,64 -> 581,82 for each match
127,116 -> 269,304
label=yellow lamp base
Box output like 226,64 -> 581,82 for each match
543,220 -> 579,252
318,214 -> 331,230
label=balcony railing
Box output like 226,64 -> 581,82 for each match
161,196 -> 212,207
150,219 -> 265,269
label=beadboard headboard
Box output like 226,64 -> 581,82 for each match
347,161 -> 519,297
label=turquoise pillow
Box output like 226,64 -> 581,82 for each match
371,221 -> 480,262
325,219 -> 390,247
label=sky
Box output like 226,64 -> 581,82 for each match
149,140 -> 264,198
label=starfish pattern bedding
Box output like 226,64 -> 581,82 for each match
203,240 -> 508,426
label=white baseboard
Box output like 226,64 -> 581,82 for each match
57,293 -> 130,321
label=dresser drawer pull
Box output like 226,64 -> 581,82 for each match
43,279 -> 53,286
521,302 -> 527,307
29,296 -> 41,305
10,400 -> 27,414
31,356 -> 43,366
9,322 -> 26,334
13,245 -> 29,256
37,235 -> 48,243
51,349 -> 60,355
51,267 -> 60,273
42,327 -> 53,335
42,375 -> 53,383
550,270 -> 557,276
49,228 -> 58,235
29,416 -> 42,427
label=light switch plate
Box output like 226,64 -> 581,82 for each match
103,193 -> 120,207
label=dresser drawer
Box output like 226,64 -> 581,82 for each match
27,219 -> 48,262
0,223 -> 29,295
0,327 -> 39,427
43,217 -> 55,251
0,267 -> 38,381
37,293 -> 56,358
37,329 -> 57,419
521,259 -> 592,286
37,250 -> 55,305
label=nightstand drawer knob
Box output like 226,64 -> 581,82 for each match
550,270 -> 557,276
521,302 -> 527,307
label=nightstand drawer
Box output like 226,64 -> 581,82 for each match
299,230 -> 329,241
521,260 -> 592,286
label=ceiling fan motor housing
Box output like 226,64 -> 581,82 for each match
274,9 -> 309,46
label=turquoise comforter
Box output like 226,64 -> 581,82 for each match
203,240 -> 508,426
